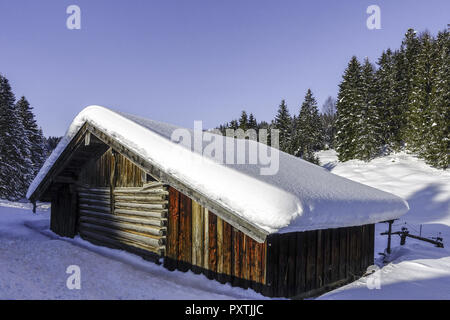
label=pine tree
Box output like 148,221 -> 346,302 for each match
248,113 -> 258,130
335,56 -> 363,161
424,30 -> 450,168
273,100 -> 293,153
405,32 -> 435,154
293,89 -> 322,164
356,58 -> 381,161
238,111 -> 248,130
375,49 -> 397,148
17,96 -> 47,178
0,75 -> 30,199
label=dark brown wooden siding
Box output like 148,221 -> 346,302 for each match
164,187 -> 267,293
50,184 -> 78,238
264,224 -> 375,299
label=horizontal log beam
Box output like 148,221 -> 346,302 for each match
79,215 -> 165,236
80,210 -> 167,227
80,222 -> 164,247
115,202 -> 166,210
114,195 -> 167,202
114,208 -> 167,219
79,198 -> 110,206
79,230 -> 164,256
78,193 -> 110,201
79,204 -> 111,214
114,189 -> 168,195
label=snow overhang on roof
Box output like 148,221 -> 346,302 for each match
28,106 -> 409,242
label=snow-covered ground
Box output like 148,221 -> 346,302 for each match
317,150 -> 450,300
1,150 -> 448,299
0,200 -> 265,300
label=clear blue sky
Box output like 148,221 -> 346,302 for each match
0,0 -> 448,137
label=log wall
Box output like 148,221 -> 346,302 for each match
75,148 -> 167,261
164,187 -> 267,293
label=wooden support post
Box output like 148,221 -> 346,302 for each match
400,232 -> 407,246
32,201 -> 37,214
387,220 -> 393,254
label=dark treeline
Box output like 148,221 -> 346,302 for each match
218,28 -> 449,169
0,73 -> 59,200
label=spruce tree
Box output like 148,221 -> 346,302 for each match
17,96 -> 47,177
248,113 -> 258,130
375,49 -> 397,148
335,56 -> 363,161
0,75 -> 30,199
238,110 -> 248,130
405,32 -> 435,154
425,30 -> 450,168
357,58 -> 381,161
293,89 -> 322,164
273,100 -> 293,153
396,29 -> 421,144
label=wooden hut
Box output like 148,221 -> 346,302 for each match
27,106 -> 409,299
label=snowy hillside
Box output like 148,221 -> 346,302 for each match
317,150 -> 450,299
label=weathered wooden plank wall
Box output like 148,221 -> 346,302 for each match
78,149 -> 146,188
164,187 -> 267,293
263,224 -> 375,299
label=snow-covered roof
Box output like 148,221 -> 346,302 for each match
27,106 -> 409,238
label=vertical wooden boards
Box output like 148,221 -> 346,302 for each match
368,224 -> 375,266
330,228 -> 340,283
305,231 -> 317,292
232,227 -> 241,285
208,211 -> 217,278
361,225 -> 368,272
277,234 -> 289,296
339,228 -> 347,280
178,193 -> 192,271
263,224 -> 376,298
78,149 -> 146,188
294,232 -> 307,296
166,187 -> 180,270
241,234 -> 249,289
355,226 -> 362,276
222,221 -> 233,279
350,226 -> 358,278
315,230 -> 323,289
287,233 -> 297,297
203,208 -> 209,271
323,229 -> 332,286
50,184 -> 78,238
263,234 -> 278,297
216,217 -> 224,279
191,200 -> 203,271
